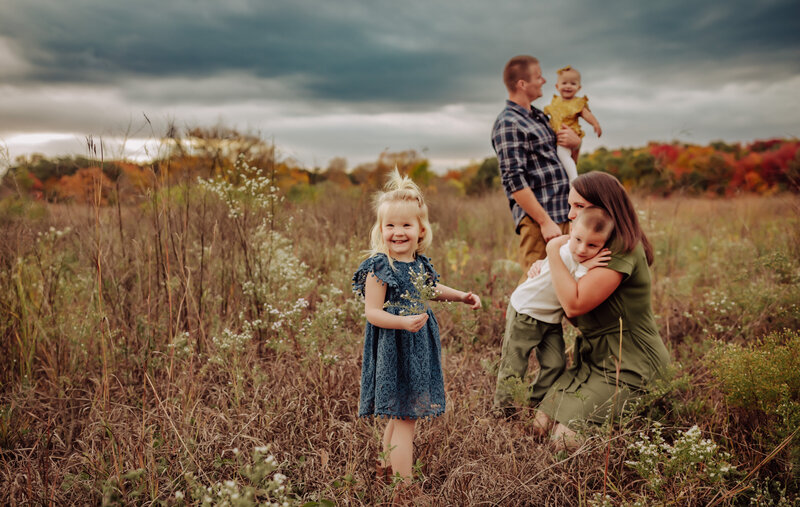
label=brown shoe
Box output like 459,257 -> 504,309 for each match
376,461 -> 392,484
490,405 -> 518,420
392,482 -> 432,506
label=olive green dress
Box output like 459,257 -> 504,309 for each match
538,243 -> 670,428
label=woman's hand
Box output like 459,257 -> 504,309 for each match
527,259 -> 545,278
401,313 -> 429,333
546,234 -> 570,257
581,248 -> 612,270
462,292 -> 482,310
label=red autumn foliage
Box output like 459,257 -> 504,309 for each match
582,138 -> 799,196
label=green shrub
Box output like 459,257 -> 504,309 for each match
705,329 -> 800,422
705,328 -> 800,481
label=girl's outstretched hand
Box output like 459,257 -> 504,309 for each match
462,292 -> 481,310
401,313 -> 429,333
581,248 -> 612,270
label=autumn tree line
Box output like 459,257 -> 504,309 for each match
2,127 -> 798,204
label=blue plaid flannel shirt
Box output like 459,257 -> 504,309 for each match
491,100 -> 570,232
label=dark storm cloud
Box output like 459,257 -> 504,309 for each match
1,0 -> 798,171
3,0 -> 796,105
0,0 -> 461,103
577,0 -> 800,73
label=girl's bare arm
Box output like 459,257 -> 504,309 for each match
580,106 -> 602,137
364,273 -> 428,332
433,283 -> 481,309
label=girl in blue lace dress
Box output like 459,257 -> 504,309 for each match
352,170 -> 481,489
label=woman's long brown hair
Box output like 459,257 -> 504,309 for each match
572,171 -> 654,265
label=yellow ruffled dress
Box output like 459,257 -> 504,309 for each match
543,95 -> 589,138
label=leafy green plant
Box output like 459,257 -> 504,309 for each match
705,328 -> 800,478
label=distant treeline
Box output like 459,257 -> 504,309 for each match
579,139 -> 800,195
2,129 -> 798,204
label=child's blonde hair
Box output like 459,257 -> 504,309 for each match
557,65 -> 581,80
368,169 -> 433,264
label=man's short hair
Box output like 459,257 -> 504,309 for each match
503,55 -> 539,92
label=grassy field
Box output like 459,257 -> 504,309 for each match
1,174 -> 799,505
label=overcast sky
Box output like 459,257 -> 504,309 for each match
1,0 -> 798,172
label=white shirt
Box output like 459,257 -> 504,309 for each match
509,243 -> 587,324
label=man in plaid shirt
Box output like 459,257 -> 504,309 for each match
491,55 -> 582,419
492,55 -> 581,284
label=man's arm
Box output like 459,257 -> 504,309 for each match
493,118 -> 561,240
511,188 -> 562,241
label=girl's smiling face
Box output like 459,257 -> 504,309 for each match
567,187 -> 595,221
555,70 -> 582,100
380,202 -> 423,262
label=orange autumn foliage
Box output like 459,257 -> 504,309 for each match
55,167 -> 115,204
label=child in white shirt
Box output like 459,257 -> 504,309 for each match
493,207 -> 613,414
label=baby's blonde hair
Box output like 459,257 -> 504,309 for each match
557,65 -> 581,80
368,168 -> 433,265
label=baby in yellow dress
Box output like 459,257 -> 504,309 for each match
544,65 -> 602,182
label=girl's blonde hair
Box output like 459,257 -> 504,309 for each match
367,169 -> 433,264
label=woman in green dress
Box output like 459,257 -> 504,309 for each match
532,171 -> 670,450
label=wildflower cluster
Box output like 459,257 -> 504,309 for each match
181,446 -> 298,506
240,228 -> 312,329
677,288 -> 740,338
37,225 -> 72,242
266,298 -> 309,333
746,478 -> 798,506
261,298 -> 309,351
198,155 -> 281,219
699,289 -> 738,335
625,423 -> 734,495
167,331 -> 194,359
209,326 -> 254,365
384,266 -> 436,315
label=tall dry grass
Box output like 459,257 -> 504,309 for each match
1,172 -> 799,505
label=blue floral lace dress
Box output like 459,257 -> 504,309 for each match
352,253 -> 446,420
